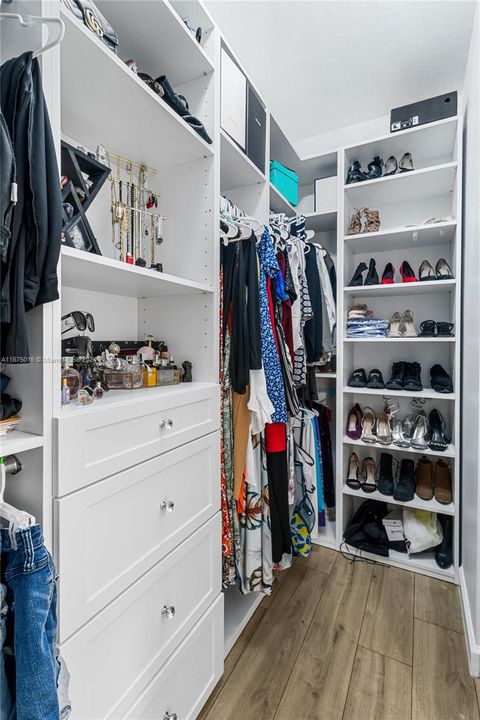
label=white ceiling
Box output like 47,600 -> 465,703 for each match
206,0 -> 476,143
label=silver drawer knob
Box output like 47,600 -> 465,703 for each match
159,418 -> 174,430
161,605 -> 176,619
163,713 -> 177,720
160,500 -> 175,513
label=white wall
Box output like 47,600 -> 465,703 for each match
460,3 -> 480,677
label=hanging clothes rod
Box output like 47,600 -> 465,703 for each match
0,13 -> 65,57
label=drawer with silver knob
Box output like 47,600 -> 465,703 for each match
124,595 -> 224,720
59,514 -> 221,720
55,432 -> 220,640
56,384 -> 220,495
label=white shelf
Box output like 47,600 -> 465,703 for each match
305,210 -> 337,233
223,586 -> 263,657
343,386 -> 455,400
0,431 -> 44,455
344,337 -> 455,343
343,436 -> 455,459
343,484 -> 455,516
61,11 -> 213,172
344,162 -> 457,206
313,519 -> 337,549
342,543 -> 455,582
344,278 -> 455,296
96,0 -> 215,86
61,246 -> 214,298
220,130 -> 266,191
56,381 -> 218,418
315,372 -> 337,378
345,220 -> 457,254
269,182 -> 296,215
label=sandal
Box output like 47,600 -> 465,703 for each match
436,322 -> 454,337
346,452 -> 362,490
400,309 -> 417,337
410,412 -> 430,450
376,409 -> 392,445
361,407 -> 377,443
392,417 -> 410,447
362,457 -> 377,493
388,311 -> 402,338
347,209 -> 363,235
419,320 -> 436,337
346,162 -> 367,185
362,208 -> 381,233
428,409 -> 449,451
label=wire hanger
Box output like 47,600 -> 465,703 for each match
0,13 -> 65,57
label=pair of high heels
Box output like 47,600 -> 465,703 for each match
384,153 -> 414,175
346,453 -> 377,493
345,404 -> 393,445
419,258 -> 454,281
388,310 -> 416,337
347,208 -> 381,235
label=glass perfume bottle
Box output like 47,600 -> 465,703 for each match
61,378 -> 70,405
61,358 -> 81,401
138,335 -> 155,362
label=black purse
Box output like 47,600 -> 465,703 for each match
61,0 -> 119,53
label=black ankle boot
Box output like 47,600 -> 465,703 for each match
435,514 -> 453,568
404,362 -> 423,392
365,156 -> 384,180
393,459 -> 415,501
346,161 -> 366,184
378,453 -> 394,495
365,258 -> 379,286
386,361 -> 407,390
348,262 -> 367,286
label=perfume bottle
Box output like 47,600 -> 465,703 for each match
92,381 -> 104,399
138,335 -> 155,362
61,378 -> 70,405
61,358 -> 81,401
143,361 -> 157,387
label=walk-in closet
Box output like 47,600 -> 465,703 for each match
0,1 -> 479,718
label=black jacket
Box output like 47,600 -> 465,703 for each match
1,52 -> 61,359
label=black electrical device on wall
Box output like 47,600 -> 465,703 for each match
390,91 -> 458,133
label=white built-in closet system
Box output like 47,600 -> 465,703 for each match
0,1 -> 479,717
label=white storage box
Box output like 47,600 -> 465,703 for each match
314,175 -> 337,212
382,508 -> 404,542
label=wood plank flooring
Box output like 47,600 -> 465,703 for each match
200,546 -> 480,720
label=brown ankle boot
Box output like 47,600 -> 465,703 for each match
347,208 -> 362,235
415,457 -> 434,500
434,460 -> 452,504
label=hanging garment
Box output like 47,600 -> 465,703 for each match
293,248 -> 313,388
323,250 -> 337,304
314,245 -> 336,335
257,229 -> 288,423
276,250 -> 295,366
232,389 -> 251,502
0,526 -> 70,720
312,413 -> 326,527
304,243 -> 323,363
313,402 -> 336,519
235,436 -> 273,595
265,423 -> 291,563
292,409 -> 320,536
219,269 -> 234,586
247,368 -> 274,435
0,53 -> 62,359
0,583 -> 12,719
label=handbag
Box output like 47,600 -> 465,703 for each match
61,0 -> 119,53
290,512 -> 312,558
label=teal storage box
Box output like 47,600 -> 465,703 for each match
270,161 -> 298,206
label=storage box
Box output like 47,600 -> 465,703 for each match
270,161 -> 299,206
382,509 -> 405,542
314,176 -> 337,213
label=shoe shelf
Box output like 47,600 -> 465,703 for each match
61,246 -> 214,299
96,0 -> 215,86
344,337 -> 455,343
344,162 -> 457,206
343,278 -> 455,296
269,182 -> 296,215
60,10 -> 214,173
342,485 -> 455,516
343,386 -> 456,400
343,436 -> 456,459
221,130 -> 266,191
342,543 -> 455,582
344,220 -> 457,254
0,431 -> 44,456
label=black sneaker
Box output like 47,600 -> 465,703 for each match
386,361 -> 407,390
404,362 -> 423,392
348,368 -> 367,388
378,453 -> 394,495
366,368 -> 385,389
393,459 -> 415,501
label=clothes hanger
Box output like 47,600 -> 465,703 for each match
0,13 -> 65,57
0,459 -> 35,547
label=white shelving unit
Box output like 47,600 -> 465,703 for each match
338,116 -> 462,582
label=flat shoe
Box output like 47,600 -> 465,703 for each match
366,368 -> 385,389
419,320 -> 436,337
348,368 -> 367,388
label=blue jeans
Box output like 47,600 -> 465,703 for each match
1,525 -> 61,720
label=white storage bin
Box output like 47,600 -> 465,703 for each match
314,175 -> 337,212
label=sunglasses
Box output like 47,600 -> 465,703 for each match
61,311 -> 95,335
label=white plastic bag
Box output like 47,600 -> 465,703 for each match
402,509 -> 443,554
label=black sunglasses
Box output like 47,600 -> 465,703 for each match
61,311 -> 95,335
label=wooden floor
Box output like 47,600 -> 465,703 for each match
200,547 -> 480,720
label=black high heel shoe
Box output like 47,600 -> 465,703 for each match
348,261 -> 367,286
365,156 -> 384,180
364,258 -> 379,286
346,161 -> 367,184
428,409 -> 449,451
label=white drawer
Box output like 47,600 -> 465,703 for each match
124,595 -> 224,720
60,514 -> 221,720
55,384 -> 220,495
55,433 -> 220,641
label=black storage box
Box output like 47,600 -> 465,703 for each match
390,91 -> 457,133
246,84 -> 266,174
